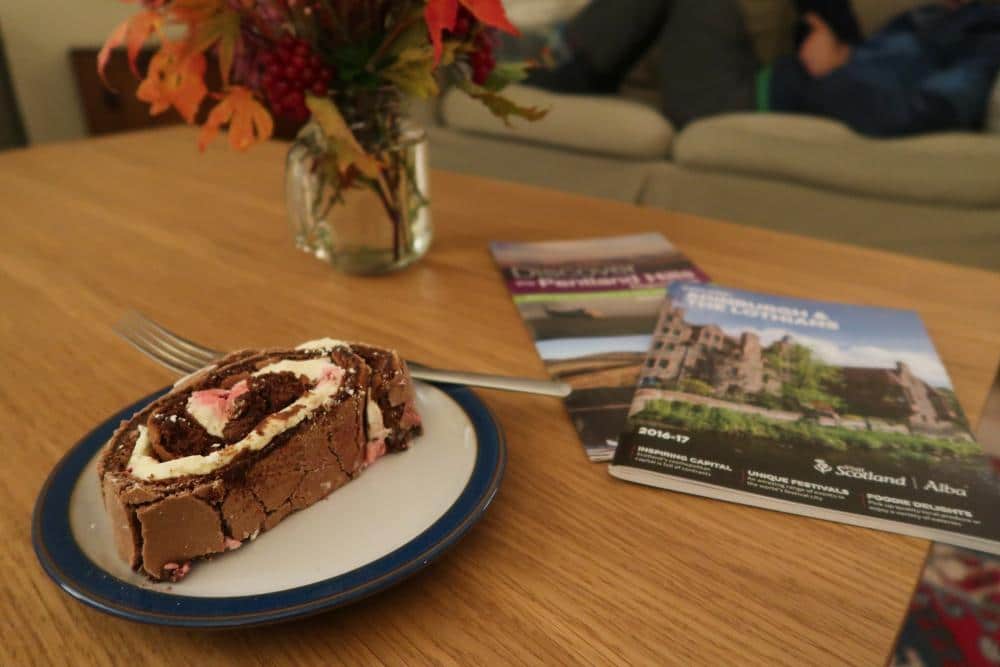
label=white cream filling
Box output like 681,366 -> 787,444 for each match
183,358 -> 338,438
129,370 -> 345,481
186,395 -> 230,437
366,400 -> 390,441
253,358 -> 339,382
296,338 -> 351,352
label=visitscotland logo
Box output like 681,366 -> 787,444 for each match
813,459 -> 833,474
836,465 -> 906,486
814,463 -> 906,486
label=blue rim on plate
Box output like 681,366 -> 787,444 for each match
32,383 -> 505,628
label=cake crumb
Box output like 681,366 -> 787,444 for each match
163,561 -> 192,582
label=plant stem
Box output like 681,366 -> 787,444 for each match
390,151 -> 402,262
369,171 -> 401,262
365,13 -> 422,72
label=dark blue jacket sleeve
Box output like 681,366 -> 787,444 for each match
770,5 -> 1000,136
770,54 -> 996,136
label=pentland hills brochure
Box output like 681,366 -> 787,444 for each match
610,283 -> 1000,554
490,234 -> 709,461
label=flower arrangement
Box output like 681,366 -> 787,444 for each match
101,0 -> 544,273
100,0 -> 541,150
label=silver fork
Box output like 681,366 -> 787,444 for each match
113,311 -> 572,397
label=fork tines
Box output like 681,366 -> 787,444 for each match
114,311 -> 221,375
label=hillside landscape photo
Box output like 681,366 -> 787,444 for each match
629,285 -> 978,465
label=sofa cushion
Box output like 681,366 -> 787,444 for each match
426,126 -> 651,203
639,161 -> 1000,271
440,84 -> 675,160
674,113 -> 1000,208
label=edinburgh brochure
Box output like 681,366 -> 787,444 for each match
491,234 -> 708,461
610,283 -> 1000,553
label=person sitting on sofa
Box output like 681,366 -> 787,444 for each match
525,0 -> 1000,136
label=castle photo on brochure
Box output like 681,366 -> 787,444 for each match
631,283 -> 974,455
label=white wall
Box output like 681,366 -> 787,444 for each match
2,0 -> 135,144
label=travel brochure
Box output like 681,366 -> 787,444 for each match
610,283 -> 1000,554
493,234 -> 1000,553
490,234 -> 709,461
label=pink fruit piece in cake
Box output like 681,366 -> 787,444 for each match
186,380 -> 249,436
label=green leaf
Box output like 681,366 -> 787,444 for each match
457,79 -> 548,126
187,9 -> 241,85
334,41 -> 379,85
382,41 -> 459,98
216,11 -> 240,86
305,94 -> 382,180
482,62 -> 532,92
382,47 -> 440,98
384,8 -> 433,59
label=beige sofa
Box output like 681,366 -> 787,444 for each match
418,0 -> 1000,271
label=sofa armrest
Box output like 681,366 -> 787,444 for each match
504,0 -> 588,30
675,113 -> 1000,208
440,84 -> 675,160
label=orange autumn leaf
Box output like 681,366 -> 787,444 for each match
425,0 -> 519,64
98,10 -> 163,85
188,7 -> 242,85
136,42 -> 207,123
163,0 -> 242,86
198,87 -> 274,152
459,0 -> 519,36
169,0 -> 227,24
425,0 -> 458,65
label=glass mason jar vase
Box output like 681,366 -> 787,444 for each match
285,89 -> 432,274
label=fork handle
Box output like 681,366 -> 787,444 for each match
406,363 -> 572,398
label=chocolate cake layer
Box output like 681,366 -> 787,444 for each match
98,339 -> 423,581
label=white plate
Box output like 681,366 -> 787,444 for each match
34,381 -> 505,626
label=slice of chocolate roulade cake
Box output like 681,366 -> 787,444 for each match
98,338 -> 423,581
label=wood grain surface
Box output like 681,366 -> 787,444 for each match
2,127 -> 998,666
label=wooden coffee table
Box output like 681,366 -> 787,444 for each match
3,127 -> 998,665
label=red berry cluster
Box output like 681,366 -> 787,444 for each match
450,8 -> 475,37
470,30 -> 498,86
447,8 -> 498,86
260,37 -> 333,122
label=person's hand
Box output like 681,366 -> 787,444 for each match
798,12 -> 852,78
